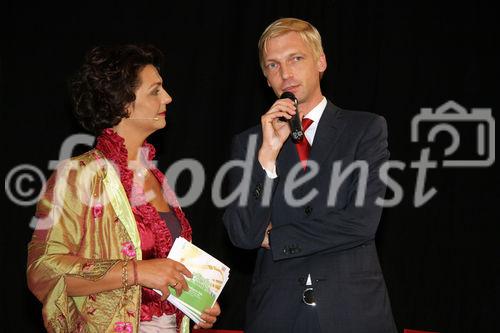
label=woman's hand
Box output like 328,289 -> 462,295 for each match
193,302 -> 221,329
136,258 -> 192,300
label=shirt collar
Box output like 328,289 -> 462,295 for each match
304,96 -> 327,123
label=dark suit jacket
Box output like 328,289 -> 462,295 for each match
223,101 -> 397,333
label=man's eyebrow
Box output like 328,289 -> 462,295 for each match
265,52 -> 304,63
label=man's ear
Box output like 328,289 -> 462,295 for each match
317,53 -> 327,73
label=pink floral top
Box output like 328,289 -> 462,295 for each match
96,129 -> 192,326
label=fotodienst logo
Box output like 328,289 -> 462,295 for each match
4,101 -> 495,229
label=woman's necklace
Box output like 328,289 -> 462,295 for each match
136,166 -> 149,178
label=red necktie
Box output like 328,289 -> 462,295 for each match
295,118 -> 314,170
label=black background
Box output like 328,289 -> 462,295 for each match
3,1 -> 499,332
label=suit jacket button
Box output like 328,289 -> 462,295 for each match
283,247 -> 289,254
253,184 -> 262,199
253,190 -> 260,199
305,206 -> 313,216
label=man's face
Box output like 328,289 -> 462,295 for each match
263,31 -> 326,108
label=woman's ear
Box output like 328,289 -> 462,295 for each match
124,102 -> 134,116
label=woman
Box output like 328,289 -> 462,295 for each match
27,44 -> 220,332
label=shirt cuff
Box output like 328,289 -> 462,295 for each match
262,164 -> 278,179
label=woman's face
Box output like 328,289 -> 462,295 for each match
125,64 -> 172,131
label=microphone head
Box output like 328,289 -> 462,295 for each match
280,91 -> 297,103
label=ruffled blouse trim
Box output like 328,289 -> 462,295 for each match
96,128 -> 192,323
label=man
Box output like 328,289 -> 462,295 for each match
223,18 -> 397,332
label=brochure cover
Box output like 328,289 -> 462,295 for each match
163,237 -> 230,324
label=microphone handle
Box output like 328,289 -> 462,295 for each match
289,101 -> 304,143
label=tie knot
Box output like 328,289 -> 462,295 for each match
302,118 -> 313,131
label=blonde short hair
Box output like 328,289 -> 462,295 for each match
258,18 -> 324,72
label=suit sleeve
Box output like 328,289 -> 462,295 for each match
222,133 -> 278,249
269,115 -> 390,261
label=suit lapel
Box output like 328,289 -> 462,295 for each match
277,136 -> 298,175
308,101 -> 346,168
278,101 -> 346,176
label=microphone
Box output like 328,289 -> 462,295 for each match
280,92 -> 303,143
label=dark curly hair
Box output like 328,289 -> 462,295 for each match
70,44 -> 164,134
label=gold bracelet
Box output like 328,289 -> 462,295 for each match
121,259 -> 129,291
132,260 -> 138,286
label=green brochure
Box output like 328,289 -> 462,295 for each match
166,237 -> 230,324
